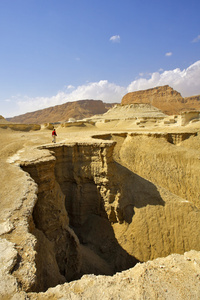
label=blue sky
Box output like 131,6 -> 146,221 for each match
1,0 -> 200,117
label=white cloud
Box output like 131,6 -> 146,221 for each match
192,34 -> 200,43
165,52 -> 172,56
61,80 -> 126,102
4,60 -> 200,117
127,60 -> 200,97
67,85 -> 75,89
14,80 -> 126,116
109,35 -> 120,43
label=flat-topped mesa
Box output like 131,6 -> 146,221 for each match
121,85 -> 200,115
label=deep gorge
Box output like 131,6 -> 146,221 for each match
19,134 -> 200,292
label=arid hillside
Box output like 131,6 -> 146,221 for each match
0,115 -> 11,124
121,85 -> 200,115
7,100 -> 118,124
7,86 -> 200,125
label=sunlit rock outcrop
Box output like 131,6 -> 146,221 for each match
121,85 -> 200,115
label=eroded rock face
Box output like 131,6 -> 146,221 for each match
21,153 -> 82,291
121,85 -> 200,115
114,132 -> 200,209
19,139 -> 200,285
94,131 -> 200,208
20,141 -> 139,292
27,250 -> 200,300
0,239 -> 18,298
99,103 -> 166,120
3,136 -> 200,297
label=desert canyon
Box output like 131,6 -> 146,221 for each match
0,85 -> 200,299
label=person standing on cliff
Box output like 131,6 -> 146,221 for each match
52,128 -> 57,143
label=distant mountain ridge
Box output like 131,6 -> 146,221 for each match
7,100 -> 118,124
6,86 -> 200,124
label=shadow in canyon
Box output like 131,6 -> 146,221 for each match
21,143 -> 166,292
53,145 -> 165,278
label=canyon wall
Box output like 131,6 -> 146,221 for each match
21,152 -> 81,292
16,138 -> 200,293
1,133 -> 200,298
121,85 -> 200,115
95,132 -> 200,209
19,141 -> 139,292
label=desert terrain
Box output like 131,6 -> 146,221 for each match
1,93 -> 200,299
